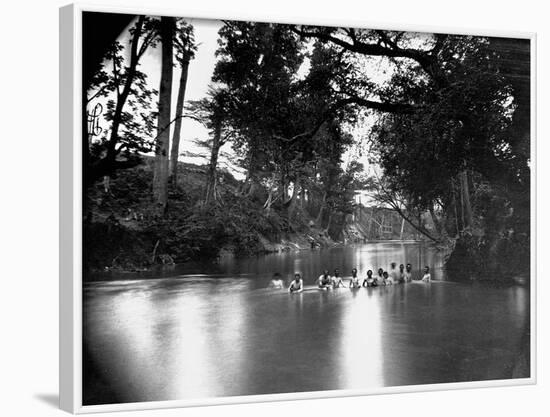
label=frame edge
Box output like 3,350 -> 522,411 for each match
59,3 -> 76,414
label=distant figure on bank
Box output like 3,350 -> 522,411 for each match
377,268 -> 384,282
421,266 -> 432,282
317,270 -> 333,289
404,263 -> 413,282
389,262 -> 400,283
383,271 -> 393,285
332,269 -> 346,288
364,269 -> 376,287
398,264 -> 406,283
349,268 -> 361,289
289,273 -> 304,293
268,272 -> 284,289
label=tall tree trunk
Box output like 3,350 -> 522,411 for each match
153,17 -> 175,212
451,180 -> 460,237
460,170 -> 473,229
204,117 -> 222,205
287,174 -> 301,218
169,59 -> 190,187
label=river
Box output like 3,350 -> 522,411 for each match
83,242 -> 530,405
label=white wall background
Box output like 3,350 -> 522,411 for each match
0,0 -> 548,416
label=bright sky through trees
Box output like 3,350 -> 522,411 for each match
89,18 -> 429,180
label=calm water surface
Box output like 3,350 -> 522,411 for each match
83,242 -> 530,405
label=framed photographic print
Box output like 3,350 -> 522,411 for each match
59,2 -> 536,413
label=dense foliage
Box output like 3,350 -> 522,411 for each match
363,35 -> 530,280
85,161 -> 308,270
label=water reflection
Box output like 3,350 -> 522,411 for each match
84,243 -> 530,405
88,242 -> 444,285
339,289 -> 384,388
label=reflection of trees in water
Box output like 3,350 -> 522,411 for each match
218,242 -> 444,283
96,242 -> 447,286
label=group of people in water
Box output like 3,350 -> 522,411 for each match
268,262 -> 432,293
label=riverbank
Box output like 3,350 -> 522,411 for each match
85,219 -> 343,273
84,160 -> 527,284
84,160 -> 349,273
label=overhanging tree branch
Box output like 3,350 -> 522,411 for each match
336,96 -> 417,114
293,26 -> 437,77
273,95 -> 416,145
375,177 -> 439,242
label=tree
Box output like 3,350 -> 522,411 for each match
186,88 -> 235,205
293,28 -> 529,201
213,23 -> 359,226
169,20 -> 197,186
213,21 -> 306,200
152,16 -> 176,211
85,15 -> 159,186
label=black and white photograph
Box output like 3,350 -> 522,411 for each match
78,7 -> 532,409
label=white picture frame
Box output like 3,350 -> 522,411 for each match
59,2 -> 537,413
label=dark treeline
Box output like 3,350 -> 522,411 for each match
83,14 -> 530,282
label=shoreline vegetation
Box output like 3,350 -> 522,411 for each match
84,158 -> 367,274
83,17 -> 530,285
83,159 -> 527,286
